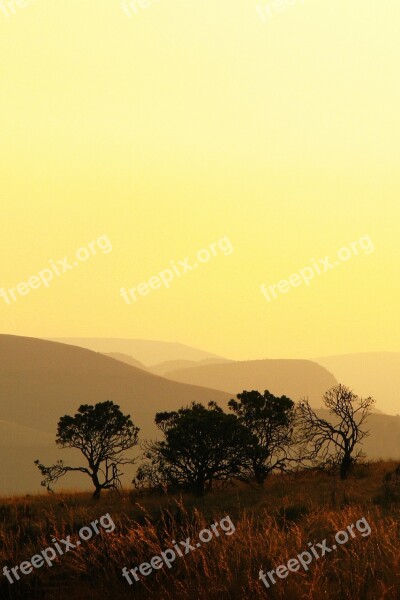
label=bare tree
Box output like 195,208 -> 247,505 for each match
297,384 -> 375,479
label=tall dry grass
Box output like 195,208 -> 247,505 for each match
0,461 -> 399,599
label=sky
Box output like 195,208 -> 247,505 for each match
0,0 -> 399,360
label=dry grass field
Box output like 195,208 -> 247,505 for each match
0,461 -> 399,600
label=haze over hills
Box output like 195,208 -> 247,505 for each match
50,338 -> 225,366
100,354 -> 231,376
0,421 -> 78,495
164,359 -> 339,407
315,353 -> 400,416
315,409 -> 400,460
0,421 -> 53,448
48,342 -> 400,417
1,335 -> 400,495
0,335 -> 231,436
148,357 -> 231,376
104,352 -> 148,371
0,335 -> 231,494
104,353 -> 388,415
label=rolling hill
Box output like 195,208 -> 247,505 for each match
0,420 -> 78,495
50,338 -> 225,366
1,336 -> 399,495
103,352 -> 148,370
315,409 -> 400,461
163,359 -> 339,407
0,335 -> 231,494
0,335 -> 231,435
149,357 -> 231,376
316,353 -> 400,415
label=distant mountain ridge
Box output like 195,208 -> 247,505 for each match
149,357 -> 231,376
101,354 -> 231,376
315,353 -> 400,415
104,352 -> 148,370
0,335 -> 231,435
1,336 -> 399,495
49,338 -> 226,366
0,335 -> 231,494
163,359 -> 339,407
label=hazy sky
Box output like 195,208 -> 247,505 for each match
0,0 -> 399,360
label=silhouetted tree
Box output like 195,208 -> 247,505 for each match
228,390 -> 296,485
136,402 -> 252,496
35,401 -> 139,498
297,384 -> 374,480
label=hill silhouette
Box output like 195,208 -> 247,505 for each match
1,336 -> 399,495
0,420 -> 77,495
0,335 -> 231,494
103,352 -> 148,370
0,336 -> 231,435
315,409 -> 400,460
148,357 -> 231,376
51,337 -> 225,365
164,359 -> 339,407
316,353 -> 400,415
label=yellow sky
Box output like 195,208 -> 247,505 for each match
0,0 -> 399,360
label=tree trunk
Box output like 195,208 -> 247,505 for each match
92,486 -> 102,499
252,456 -> 268,486
340,454 -> 352,480
255,473 -> 265,485
92,471 -> 102,499
194,478 -> 205,496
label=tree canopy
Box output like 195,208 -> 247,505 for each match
229,390 -> 296,484
136,401 -> 252,495
36,401 -> 139,498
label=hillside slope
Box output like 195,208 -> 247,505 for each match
165,359 -> 338,407
0,335 -> 233,494
149,357 -> 231,376
316,353 -> 400,415
0,336 -> 231,436
50,338 -> 225,365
